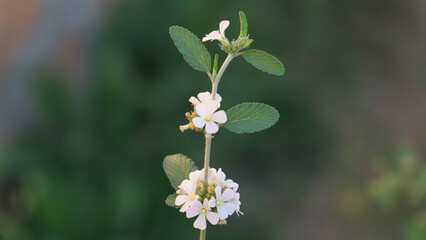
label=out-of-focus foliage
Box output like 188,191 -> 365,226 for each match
369,147 -> 426,240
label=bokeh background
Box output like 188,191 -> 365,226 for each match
1,0 -> 426,239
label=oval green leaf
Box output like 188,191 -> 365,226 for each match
169,26 -> 211,72
223,102 -> 279,134
242,49 -> 285,76
163,154 -> 198,190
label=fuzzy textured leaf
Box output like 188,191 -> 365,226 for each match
223,103 -> 279,134
165,193 -> 179,208
163,154 -> 198,190
242,49 -> 284,76
239,11 -> 248,38
169,26 -> 211,72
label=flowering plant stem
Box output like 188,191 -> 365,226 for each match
211,54 -> 235,99
201,53 -> 235,240
200,229 -> 206,240
166,12 -> 284,239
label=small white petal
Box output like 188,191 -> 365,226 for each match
214,93 -> 222,103
209,197 -> 216,208
217,206 -> 229,220
229,181 -> 239,192
206,211 -> 220,225
186,206 -> 200,217
195,104 -> 207,117
186,201 -> 202,218
219,20 -> 230,37
216,168 -> 226,180
204,101 -> 219,115
189,170 -> 202,181
175,195 -> 190,206
202,30 -> 222,42
205,121 -> 219,134
222,203 -> 237,215
221,188 -> 235,202
212,110 -> 227,124
192,117 -> 206,128
180,200 -> 193,212
180,180 -> 193,194
189,96 -> 200,105
197,92 -> 211,103
214,186 -> 222,199
194,214 -> 207,230
202,198 -> 211,211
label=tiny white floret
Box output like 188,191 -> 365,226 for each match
186,198 -> 220,230
209,186 -> 236,220
192,101 -> 227,134
202,20 -> 230,42
175,179 -> 199,213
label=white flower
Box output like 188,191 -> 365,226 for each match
186,198 -> 220,230
192,101 -> 227,134
189,91 -> 222,107
175,179 -> 199,212
202,20 -> 230,42
209,186 -> 236,220
215,168 -> 239,190
190,168 -> 217,184
231,192 -> 243,216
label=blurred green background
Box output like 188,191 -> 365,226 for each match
0,0 -> 425,239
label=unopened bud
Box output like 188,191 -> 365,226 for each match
207,185 -> 215,194
179,124 -> 190,132
218,219 -> 227,225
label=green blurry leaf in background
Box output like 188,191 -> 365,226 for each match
223,103 -> 279,134
169,26 -> 211,72
239,11 -> 248,38
242,49 -> 284,76
163,154 -> 198,190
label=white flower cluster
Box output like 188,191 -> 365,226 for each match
175,168 -> 242,230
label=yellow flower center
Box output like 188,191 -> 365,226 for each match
216,199 -> 222,206
200,208 -> 207,214
190,194 -> 196,200
205,114 -> 212,121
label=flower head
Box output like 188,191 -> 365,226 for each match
202,20 -> 230,42
192,101 -> 227,134
186,198 -> 219,230
174,168 -> 242,229
175,179 -> 199,212
209,186 -> 236,220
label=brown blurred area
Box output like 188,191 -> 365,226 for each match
0,0 -> 39,73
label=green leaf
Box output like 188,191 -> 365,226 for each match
223,103 -> 279,134
165,193 -> 179,208
169,26 -> 211,72
242,49 -> 285,76
163,154 -> 198,190
239,11 -> 248,38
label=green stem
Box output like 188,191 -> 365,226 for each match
211,53 -> 234,100
200,52 -> 237,240
200,229 -> 206,240
202,134 -> 212,186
